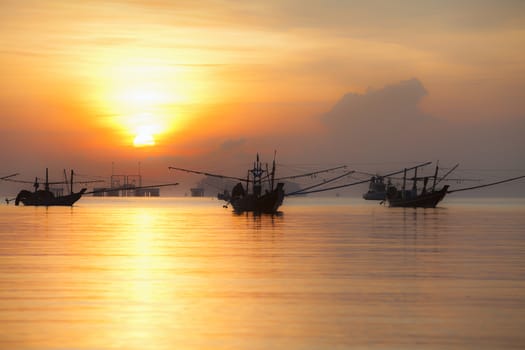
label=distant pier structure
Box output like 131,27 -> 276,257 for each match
190,188 -> 205,197
93,174 -> 160,197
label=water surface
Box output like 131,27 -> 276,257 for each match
1,197 -> 524,349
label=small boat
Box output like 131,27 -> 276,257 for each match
14,169 -> 87,206
362,176 -> 387,200
385,163 -> 450,208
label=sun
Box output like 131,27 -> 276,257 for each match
130,117 -> 161,147
133,127 -> 156,147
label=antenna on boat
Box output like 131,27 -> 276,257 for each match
63,169 -> 68,193
402,168 -> 407,199
271,150 -> 276,191
432,161 -> 439,191
412,167 -> 418,192
265,163 -> 271,190
45,168 -> 49,192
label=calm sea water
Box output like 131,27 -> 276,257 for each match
1,196 -> 524,350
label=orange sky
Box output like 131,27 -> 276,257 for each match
1,0 -> 525,191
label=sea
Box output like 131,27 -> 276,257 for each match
1,196 -> 524,350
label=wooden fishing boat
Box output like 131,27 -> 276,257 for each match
227,154 -> 285,213
385,164 -> 450,208
170,153 -> 285,214
15,188 -> 87,206
386,184 -> 449,208
169,153 -> 348,214
384,163 -> 525,208
13,169 -> 87,206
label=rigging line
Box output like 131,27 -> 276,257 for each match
447,175 -> 525,194
286,170 -> 355,196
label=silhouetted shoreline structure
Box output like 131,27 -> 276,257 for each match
190,188 -> 205,197
93,174 -> 160,197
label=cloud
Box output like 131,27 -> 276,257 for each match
317,78 -> 440,162
307,78 -> 525,177
323,78 -> 429,126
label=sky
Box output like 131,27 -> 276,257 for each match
1,0 -> 524,195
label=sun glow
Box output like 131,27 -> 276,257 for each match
90,58 -> 197,148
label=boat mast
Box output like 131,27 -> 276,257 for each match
70,170 -> 74,195
45,168 -> 50,192
432,162 -> 439,191
246,170 -> 250,195
63,169 -> 69,196
252,154 -> 262,197
412,167 -> 418,194
402,168 -> 407,199
270,150 -> 276,191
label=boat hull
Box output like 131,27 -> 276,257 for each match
362,191 -> 386,201
230,183 -> 284,214
15,189 -> 87,206
387,186 -> 449,208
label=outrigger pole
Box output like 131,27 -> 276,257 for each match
168,166 -> 248,182
275,165 -> 347,181
447,174 -> 525,194
0,173 -> 19,180
286,170 -> 356,196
